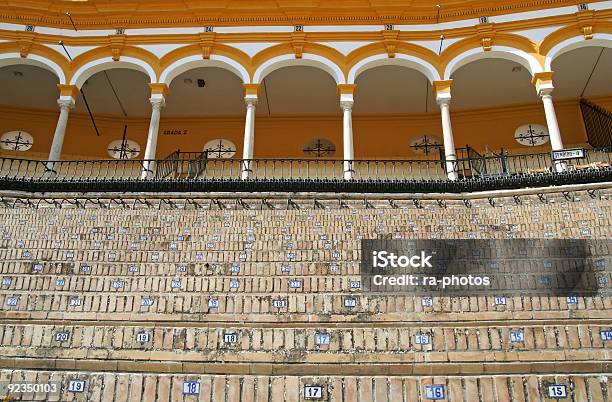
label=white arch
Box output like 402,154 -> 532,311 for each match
70,56 -> 157,88
348,53 -> 441,84
159,54 -> 250,85
545,34 -> 612,70
444,46 -> 543,80
0,53 -> 66,83
253,53 -> 345,84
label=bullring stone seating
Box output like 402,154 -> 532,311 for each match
0,190 -> 610,401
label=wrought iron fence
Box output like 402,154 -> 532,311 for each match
580,98 -> 612,148
156,151 -> 209,179
0,148 -> 610,183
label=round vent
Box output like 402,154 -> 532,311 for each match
410,135 -> 443,155
514,124 -> 550,147
107,139 -> 141,159
0,131 -> 34,151
303,138 -> 336,157
203,139 -> 237,159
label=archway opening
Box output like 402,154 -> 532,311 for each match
450,58 -> 543,154
71,68 -> 151,159
353,64 -> 439,159
260,66 -> 339,116
164,67 -> 245,117
76,68 -> 151,117
159,66 -> 246,157
551,46 -> 612,100
0,64 -> 60,158
255,65 -> 340,158
354,65 -> 437,114
552,45 -> 612,148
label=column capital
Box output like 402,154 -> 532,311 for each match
148,83 -> 170,97
150,96 -> 165,109
340,100 -> 354,111
532,71 -> 555,97
433,80 -> 453,105
244,84 -> 259,106
338,84 -> 355,110
149,83 -> 168,109
245,96 -> 258,107
57,98 -> 75,110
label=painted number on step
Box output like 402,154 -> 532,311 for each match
304,386 -> 322,399
425,385 -> 445,400
547,385 -> 567,399
68,380 -> 85,393
182,381 -> 200,395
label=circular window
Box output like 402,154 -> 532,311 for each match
107,139 -> 141,159
0,131 -> 34,151
203,139 -> 237,159
410,135 -> 443,155
303,138 -> 336,157
514,124 -> 550,147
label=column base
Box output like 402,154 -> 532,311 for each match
553,160 -> 567,173
241,169 -> 253,180
343,170 -> 355,180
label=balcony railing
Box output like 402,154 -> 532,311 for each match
0,149 -> 610,193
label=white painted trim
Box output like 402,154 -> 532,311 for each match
316,42 -> 372,56
489,5 -> 579,24
33,27 -> 116,37
252,53 -> 345,84
70,56 -> 157,88
305,25 -> 384,32
227,42 -> 281,57
589,1 -> 612,11
136,43 -> 191,59
215,26 -> 294,34
415,38 -> 462,55
444,46 -> 543,79
509,26 -> 563,44
395,20 -> 480,32
43,44 -> 96,60
347,53 -> 441,84
545,33 -> 612,70
0,52 -> 65,83
158,54 -> 250,84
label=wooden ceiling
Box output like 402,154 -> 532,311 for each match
0,0 -> 601,28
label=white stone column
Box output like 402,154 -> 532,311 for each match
540,90 -> 563,151
434,81 -> 458,181
241,96 -> 257,180
533,72 -> 565,172
141,96 -> 165,179
337,84 -> 356,180
341,99 -> 355,180
46,97 -> 76,174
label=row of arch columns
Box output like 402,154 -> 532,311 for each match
45,72 -> 565,181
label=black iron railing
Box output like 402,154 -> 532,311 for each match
1,150 -> 611,181
156,151 -> 209,179
581,98 -> 612,148
0,149 -> 610,193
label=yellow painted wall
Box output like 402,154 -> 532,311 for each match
0,97 -> 603,161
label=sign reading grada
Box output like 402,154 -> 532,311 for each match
163,129 -> 188,136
